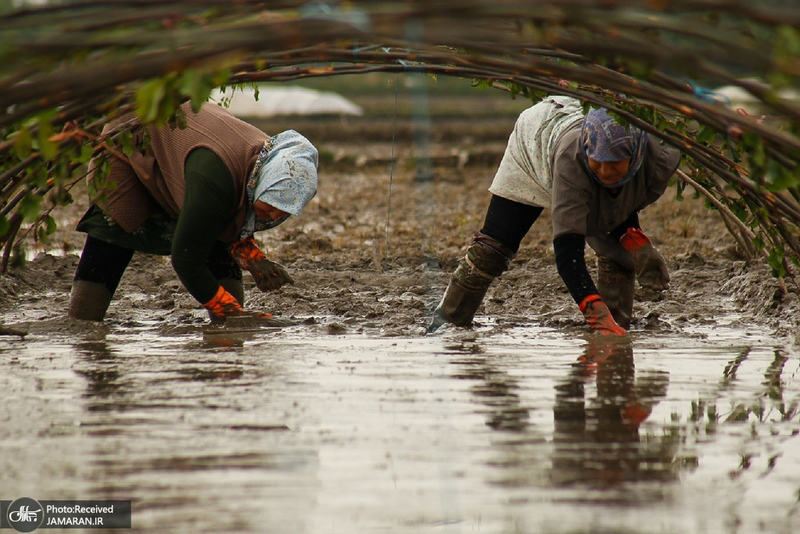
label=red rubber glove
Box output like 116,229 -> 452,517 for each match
229,237 -> 294,292
579,294 -> 627,336
202,285 -> 273,321
619,228 -> 670,290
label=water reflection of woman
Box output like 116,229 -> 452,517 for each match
551,337 -> 673,487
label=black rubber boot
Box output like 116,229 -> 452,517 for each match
596,255 -> 635,329
68,280 -> 114,322
429,232 -> 515,332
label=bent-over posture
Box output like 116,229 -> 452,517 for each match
69,101 -> 318,322
430,96 -> 680,335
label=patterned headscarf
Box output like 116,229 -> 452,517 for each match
580,107 -> 648,188
240,130 -> 318,239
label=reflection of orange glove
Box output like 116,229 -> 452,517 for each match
202,286 -> 273,321
579,294 -> 627,336
229,237 -> 294,292
577,336 -> 620,376
620,228 -> 670,290
622,402 -> 652,427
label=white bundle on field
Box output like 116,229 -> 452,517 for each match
714,82 -> 800,115
210,85 -> 363,118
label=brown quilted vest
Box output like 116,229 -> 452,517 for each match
96,102 -> 266,243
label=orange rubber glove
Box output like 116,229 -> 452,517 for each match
202,285 -> 273,321
578,294 -> 627,336
622,402 -> 652,428
619,228 -> 670,290
229,236 -> 294,292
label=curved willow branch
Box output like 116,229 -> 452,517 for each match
0,1 -> 799,275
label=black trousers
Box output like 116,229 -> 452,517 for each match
73,235 -> 241,295
479,195 -> 543,253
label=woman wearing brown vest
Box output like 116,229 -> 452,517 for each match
69,102 -> 318,323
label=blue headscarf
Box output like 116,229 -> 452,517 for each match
240,130 -> 319,239
580,108 -> 648,188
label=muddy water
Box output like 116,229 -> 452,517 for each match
1,312 -> 799,534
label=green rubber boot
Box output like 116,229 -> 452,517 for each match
68,280 -> 113,322
429,232 -> 515,332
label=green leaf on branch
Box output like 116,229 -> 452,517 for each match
180,69 -> 214,112
730,200 -> 748,222
36,215 -> 57,244
0,215 -> 9,238
37,109 -> 58,161
47,186 -> 73,207
750,136 -> 766,169
138,129 -> 151,154
87,158 -> 112,207
471,79 -> 494,91
119,131 -> 134,157
211,67 -> 231,89
773,25 -> 800,64
764,160 -> 799,191
14,126 -> 32,160
77,144 -> 95,164
18,192 -> 42,223
45,214 -> 56,234
136,78 -> 167,124
696,125 -> 717,145
767,245 -> 787,277
28,166 -> 48,189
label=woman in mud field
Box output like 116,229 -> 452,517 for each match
68,101 -> 318,323
429,96 -> 680,336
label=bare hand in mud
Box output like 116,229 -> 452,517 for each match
249,259 -> 294,292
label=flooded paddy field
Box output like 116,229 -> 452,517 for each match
1,93 -> 800,532
1,311 -> 798,533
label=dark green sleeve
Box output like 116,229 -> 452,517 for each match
171,148 -> 236,304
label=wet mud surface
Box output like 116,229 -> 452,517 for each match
1,109 -> 800,533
